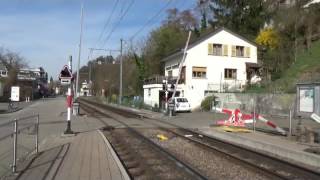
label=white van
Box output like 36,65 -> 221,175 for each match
171,97 -> 191,112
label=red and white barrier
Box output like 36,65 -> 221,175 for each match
215,107 -> 287,135
67,88 -> 72,122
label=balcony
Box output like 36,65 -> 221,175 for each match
144,75 -> 185,85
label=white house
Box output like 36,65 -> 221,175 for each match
143,28 -> 259,110
80,80 -> 91,96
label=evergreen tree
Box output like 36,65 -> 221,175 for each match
208,0 -> 270,39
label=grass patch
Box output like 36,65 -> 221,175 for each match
267,40 -> 320,93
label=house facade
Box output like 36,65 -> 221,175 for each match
143,28 -> 258,110
0,63 -> 8,97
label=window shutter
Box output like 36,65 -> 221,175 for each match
208,43 -> 213,55
231,46 -> 236,57
223,45 -> 228,56
245,47 -> 250,57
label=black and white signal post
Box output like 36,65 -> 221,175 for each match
59,56 -> 74,134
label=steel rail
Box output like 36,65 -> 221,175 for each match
80,98 -> 320,180
79,99 -> 208,180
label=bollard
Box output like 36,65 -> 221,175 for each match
36,114 -> 39,154
12,119 -> 18,173
289,110 -> 292,136
253,104 -> 256,132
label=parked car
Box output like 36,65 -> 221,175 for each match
171,97 -> 191,112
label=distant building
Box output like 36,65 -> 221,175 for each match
18,67 -> 47,83
0,63 -> 8,97
80,80 -> 91,96
143,28 -> 259,110
94,55 -> 115,65
0,63 -> 8,78
17,67 -> 49,98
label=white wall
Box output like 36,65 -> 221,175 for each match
164,29 -> 257,109
143,84 -> 162,107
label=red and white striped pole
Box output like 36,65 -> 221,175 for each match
64,86 -> 74,134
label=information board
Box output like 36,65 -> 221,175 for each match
299,88 -> 314,112
11,86 -> 20,102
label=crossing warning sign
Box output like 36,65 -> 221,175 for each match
59,65 -> 73,85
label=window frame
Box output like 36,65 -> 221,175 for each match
192,66 -> 207,79
224,68 -> 237,80
212,44 -> 222,56
236,46 -> 244,57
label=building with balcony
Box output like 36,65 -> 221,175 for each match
143,28 -> 259,110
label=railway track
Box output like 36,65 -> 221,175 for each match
79,98 -> 320,180
80,99 -> 207,180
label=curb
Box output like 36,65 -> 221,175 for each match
97,130 -> 130,180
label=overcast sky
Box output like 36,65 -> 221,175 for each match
0,0 -> 196,79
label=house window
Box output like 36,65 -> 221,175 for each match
168,70 -> 172,77
213,44 -> 222,56
148,88 -> 151,96
192,67 -> 206,78
232,46 -> 250,57
236,46 -> 244,57
179,66 -> 186,84
208,44 -> 228,56
224,69 -> 237,79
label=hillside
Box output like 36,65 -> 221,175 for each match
272,40 -> 320,92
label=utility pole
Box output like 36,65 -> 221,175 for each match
119,39 -> 123,104
87,48 -> 93,83
76,3 -> 84,99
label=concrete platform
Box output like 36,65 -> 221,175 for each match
8,130 -> 129,180
201,127 -> 320,171
0,97 -> 130,179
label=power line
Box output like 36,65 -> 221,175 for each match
96,0 -> 120,48
129,0 -> 173,41
101,0 -> 135,48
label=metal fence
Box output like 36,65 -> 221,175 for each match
0,114 -> 39,176
209,92 -> 320,139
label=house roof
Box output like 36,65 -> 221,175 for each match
161,27 -> 257,62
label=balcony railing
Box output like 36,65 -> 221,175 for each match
144,75 -> 184,85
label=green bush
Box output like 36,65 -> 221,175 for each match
201,95 -> 215,111
111,94 -> 117,104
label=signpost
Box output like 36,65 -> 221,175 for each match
59,60 -> 74,134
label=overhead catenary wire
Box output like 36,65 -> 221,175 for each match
95,0 -> 120,48
129,0 -> 173,41
100,0 -> 135,48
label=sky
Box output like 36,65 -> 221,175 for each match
0,0 -> 196,79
